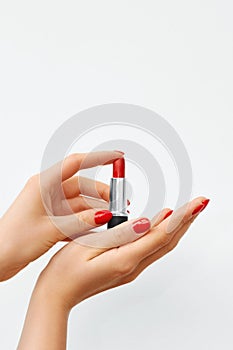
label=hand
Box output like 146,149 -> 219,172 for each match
37,196 -> 209,308
17,197 -> 209,350
0,150 -> 124,281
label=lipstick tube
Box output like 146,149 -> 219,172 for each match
107,158 -> 128,228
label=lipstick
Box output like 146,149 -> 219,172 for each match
107,158 -> 128,228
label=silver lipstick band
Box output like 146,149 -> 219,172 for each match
109,178 -> 127,216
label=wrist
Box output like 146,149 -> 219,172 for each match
34,277 -> 72,315
18,276 -> 70,350
35,266 -> 85,311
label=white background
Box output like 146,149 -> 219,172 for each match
0,1 -> 233,349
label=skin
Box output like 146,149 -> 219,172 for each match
0,150 -> 209,349
17,197 -> 209,350
0,151 -> 124,281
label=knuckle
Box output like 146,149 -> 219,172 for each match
68,153 -> 79,162
180,216 -> 187,225
159,233 -> 171,247
112,230 -> 125,246
26,174 -> 39,187
66,153 -> 80,168
76,211 -> 89,228
113,260 -> 134,277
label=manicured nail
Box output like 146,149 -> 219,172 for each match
127,210 -> 130,214
200,198 -> 210,211
192,198 -> 210,216
94,210 -> 113,225
192,204 -> 205,215
132,218 -> 150,234
114,150 -> 125,155
164,210 -> 173,219
127,199 -> 131,206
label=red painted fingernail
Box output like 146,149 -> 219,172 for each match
132,218 -> 150,234
127,199 -> 131,206
127,210 -> 130,214
192,204 -> 205,215
164,210 -> 173,219
192,198 -> 210,216
200,198 -> 210,211
94,210 -> 113,225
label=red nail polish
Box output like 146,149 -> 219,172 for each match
94,210 -> 113,225
132,218 -> 150,234
192,204 -> 205,215
127,199 -> 131,206
164,210 -> 173,219
200,198 -> 210,211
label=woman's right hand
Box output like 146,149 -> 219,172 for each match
0,150 -> 124,281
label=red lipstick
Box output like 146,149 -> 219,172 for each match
113,158 -> 125,178
107,157 -> 128,229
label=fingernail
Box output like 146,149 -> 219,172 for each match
132,218 -> 150,234
200,198 -> 210,211
94,210 -> 113,225
114,150 -> 125,155
127,199 -> 131,206
192,204 -> 205,215
127,210 -> 130,214
164,209 -> 173,219
192,198 -> 210,216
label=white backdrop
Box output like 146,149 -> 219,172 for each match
0,1 -> 232,349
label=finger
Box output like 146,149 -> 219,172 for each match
117,197 -> 209,263
75,217 -> 151,257
51,208 -> 113,239
65,196 -> 109,212
77,209 -> 173,255
78,220 -> 191,295
62,176 -> 110,201
62,151 -> 124,182
151,208 -> 173,227
117,220 -> 193,286
165,197 -> 206,234
41,151 -> 124,186
64,219 -> 192,297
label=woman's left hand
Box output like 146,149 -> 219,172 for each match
17,197 -> 209,349
36,196 -> 209,308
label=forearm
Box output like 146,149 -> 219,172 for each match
17,283 -> 70,350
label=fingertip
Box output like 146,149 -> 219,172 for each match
113,150 -> 125,156
163,209 -> 173,220
192,196 -> 209,204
